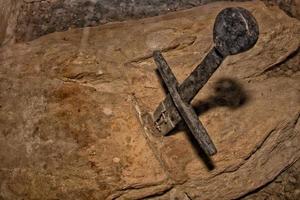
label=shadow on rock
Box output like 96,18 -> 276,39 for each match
194,78 -> 248,114
168,78 -> 249,170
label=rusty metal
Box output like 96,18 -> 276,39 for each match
152,7 -> 259,156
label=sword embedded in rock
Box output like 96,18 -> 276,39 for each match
153,46 -> 224,135
152,7 -> 259,155
154,51 -> 217,156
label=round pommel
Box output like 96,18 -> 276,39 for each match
213,7 -> 259,57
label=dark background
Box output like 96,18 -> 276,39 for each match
16,0 -> 299,42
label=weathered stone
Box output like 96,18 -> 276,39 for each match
0,0 -> 298,43
263,0 -> 300,19
0,1 -> 299,199
244,159 -> 300,200
0,0 -> 19,46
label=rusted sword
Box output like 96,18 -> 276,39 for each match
152,7 -> 259,155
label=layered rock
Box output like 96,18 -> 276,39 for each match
1,0 -> 299,43
0,0 -> 19,45
0,1 -> 299,199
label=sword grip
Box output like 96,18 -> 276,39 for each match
179,47 -> 224,103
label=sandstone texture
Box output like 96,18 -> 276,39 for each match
264,0 -> 300,19
244,159 -> 300,199
0,1 -> 299,200
0,0 -> 19,45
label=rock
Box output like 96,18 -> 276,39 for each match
0,0 -> 298,43
244,159 -> 300,200
0,1 -> 299,200
0,0 -> 19,46
263,0 -> 300,19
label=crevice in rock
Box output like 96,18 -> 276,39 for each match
257,46 -> 299,77
63,71 -> 105,80
237,158 -> 300,200
126,43 -> 181,64
130,94 -> 175,182
112,184 -> 174,200
210,113 -> 299,179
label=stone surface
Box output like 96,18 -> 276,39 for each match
9,0 -> 300,43
0,1 -> 299,200
0,0 -> 19,46
244,159 -> 300,200
263,0 -> 300,19
15,0 -> 217,42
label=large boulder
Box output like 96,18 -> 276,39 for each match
0,1 -> 299,199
